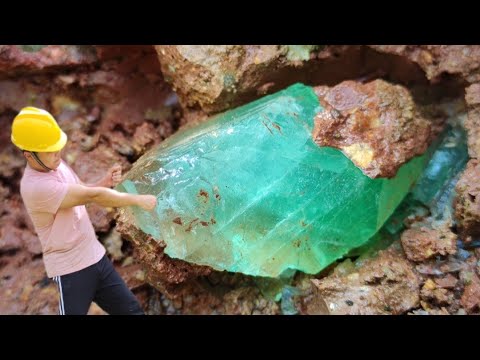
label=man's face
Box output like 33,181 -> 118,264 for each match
35,150 -> 62,170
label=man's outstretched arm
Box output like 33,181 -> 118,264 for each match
59,184 -> 157,211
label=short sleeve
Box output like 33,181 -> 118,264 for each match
24,179 -> 69,214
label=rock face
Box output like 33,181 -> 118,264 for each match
156,45 -> 415,115
115,83 -> 436,278
465,83 -> 480,159
455,159 -> 480,240
156,45 -> 476,118
369,45 -> 480,84
0,45 -> 98,77
460,268 -> 480,313
372,46 -> 480,164
308,244 -> 421,315
155,45 -> 327,114
454,82 -> 480,244
312,79 -> 436,178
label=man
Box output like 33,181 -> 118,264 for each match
11,106 -> 157,315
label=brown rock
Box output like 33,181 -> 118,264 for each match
157,45 -> 469,117
460,272 -> 480,313
369,45 -> 480,84
0,45 -> 97,78
465,83 -> 480,158
132,122 -> 163,157
156,45 -> 366,114
66,144 -> 129,185
0,250 -> 58,315
311,244 -> 420,315
434,274 -> 458,289
86,204 -> 114,233
401,226 -> 457,262
0,80 -> 49,113
426,308 -> 451,315
420,278 -> 455,306
313,79 -> 435,178
455,159 -> 480,239
222,287 -> 258,315
0,196 -> 41,254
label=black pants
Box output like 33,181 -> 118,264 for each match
51,254 -> 144,315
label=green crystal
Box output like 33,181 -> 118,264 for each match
117,83 -> 430,278
411,124 -> 468,219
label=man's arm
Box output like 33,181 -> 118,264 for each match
59,184 -> 157,211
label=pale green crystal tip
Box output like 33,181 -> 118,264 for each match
117,83 -> 429,278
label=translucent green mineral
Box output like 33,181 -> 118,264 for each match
411,124 -> 468,218
117,83 -> 431,277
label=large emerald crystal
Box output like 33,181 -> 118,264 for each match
117,83 -> 430,278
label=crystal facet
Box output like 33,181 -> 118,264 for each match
117,83 -> 430,277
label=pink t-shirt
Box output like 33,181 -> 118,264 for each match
20,160 -> 106,278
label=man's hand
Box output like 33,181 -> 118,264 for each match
136,195 -> 157,211
102,164 -> 123,188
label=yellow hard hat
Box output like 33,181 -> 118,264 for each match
11,107 -> 67,152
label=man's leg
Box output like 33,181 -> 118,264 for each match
52,263 -> 98,315
93,255 -> 144,315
